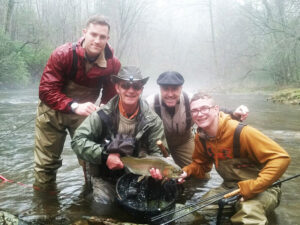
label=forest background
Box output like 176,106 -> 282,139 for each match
0,0 -> 299,92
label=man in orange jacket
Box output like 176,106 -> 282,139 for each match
179,92 -> 290,225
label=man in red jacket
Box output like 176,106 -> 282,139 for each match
34,15 -> 121,187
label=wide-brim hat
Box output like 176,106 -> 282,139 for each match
111,66 -> 149,85
157,71 -> 184,86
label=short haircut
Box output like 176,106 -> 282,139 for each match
86,15 -> 110,32
190,92 -> 216,105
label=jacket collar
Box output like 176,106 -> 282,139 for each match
197,111 -> 231,140
102,95 -> 155,135
77,37 -> 114,61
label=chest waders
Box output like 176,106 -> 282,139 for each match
199,123 -> 263,224
154,92 -> 194,167
34,43 -> 100,185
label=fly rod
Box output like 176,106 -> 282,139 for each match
150,187 -> 236,222
216,173 -> 300,225
0,108 -> 52,140
154,173 -> 300,225
159,197 -> 221,225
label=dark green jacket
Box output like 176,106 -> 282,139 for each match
71,95 -> 168,165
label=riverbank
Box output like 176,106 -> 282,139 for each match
267,88 -> 300,105
1,86 -> 300,105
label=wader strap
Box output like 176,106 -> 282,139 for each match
97,110 -> 114,139
154,93 -> 191,131
154,94 -> 161,118
199,123 -> 246,159
70,42 -> 78,80
96,109 -> 127,181
233,123 -> 246,158
183,92 -> 192,130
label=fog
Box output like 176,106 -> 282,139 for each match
1,0 -> 299,89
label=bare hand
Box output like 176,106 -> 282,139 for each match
149,168 -> 163,180
74,102 -> 100,116
106,153 -> 124,170
177,171 -> 187,184
233,105 -> 249,121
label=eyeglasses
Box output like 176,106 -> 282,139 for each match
120,82 -> 143,91
191,106 -> 214,115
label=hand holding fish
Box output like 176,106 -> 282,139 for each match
106,153 -> 124,170
177,171 -> 187,184
120,156 -> 183,179
149,168 -> 163,180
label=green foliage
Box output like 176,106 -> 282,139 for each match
0,52 -> 30,86
0,31 -> 30,87
268,88 -> 300,104
20,44 -> 52,82
0,30 -> 51,88
0,30 -> 15,58
241,0 -> 300,87
1,0 -> 299,90
257,34 -> 299,86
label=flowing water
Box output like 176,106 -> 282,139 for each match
0,89 -> 299,225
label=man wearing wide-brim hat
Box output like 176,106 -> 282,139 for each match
71,66 -> 168,204
111,66 -> 149,85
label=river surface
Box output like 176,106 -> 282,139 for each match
0,89 -> 299,225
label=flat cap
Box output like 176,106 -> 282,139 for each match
157,71 -> 184,86
111,66 -> 149,85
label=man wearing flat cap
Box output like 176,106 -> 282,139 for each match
147,71 -> 249,168
72,66 -> 168,204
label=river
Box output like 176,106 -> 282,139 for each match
0,89 -> 299,225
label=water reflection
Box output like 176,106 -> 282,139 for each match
0,90 -> 299,224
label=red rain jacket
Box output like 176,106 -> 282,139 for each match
39,38 -> 121,113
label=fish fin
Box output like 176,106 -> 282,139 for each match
137,175 -> 145,183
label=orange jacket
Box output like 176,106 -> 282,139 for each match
183,112 -> 290,199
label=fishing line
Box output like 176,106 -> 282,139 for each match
156,174 -> 300,224
0,174 -> 82,199
0,174 -> 41,191
0,96 -> 102,141
0,108 -> 51,140
151,187 -> 236,222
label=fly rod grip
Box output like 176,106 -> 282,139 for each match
224,189 -> 240,198
157,140 -> 169,158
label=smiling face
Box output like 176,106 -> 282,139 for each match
160,85 -> 182,107
83,23 -> 109,58
190,98 -> 219,130
115,81 -> 144,109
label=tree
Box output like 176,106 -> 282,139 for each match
4,0 -> 15,35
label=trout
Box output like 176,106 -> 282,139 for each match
120,156 -> 182,179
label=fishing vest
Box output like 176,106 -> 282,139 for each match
154,92 -> 192,132
87,108 -> 144,183
199,123 -> 261,188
